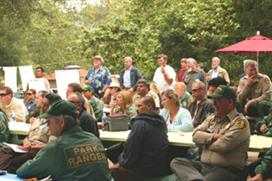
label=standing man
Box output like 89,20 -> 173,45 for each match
171,85 -> 250,181
207,57 -> 230,84
188,81 -> 215,127
110,96 -> 169,180
153,54 -> 176,93
119,56 -> 142,90
28,66 -> 50,92
183,58 -> 206,93
17,100 -> 112,180
237,59 -> 272,118
0,86 -> 28,122
84,55 -> 111,97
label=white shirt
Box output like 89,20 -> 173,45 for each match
123,68 -> 131,88
153,65 -> 176,92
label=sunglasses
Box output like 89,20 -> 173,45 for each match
0,93 -> 9,97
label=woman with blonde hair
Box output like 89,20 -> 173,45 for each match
160,89 -> 193,132
110,90 -> 136,119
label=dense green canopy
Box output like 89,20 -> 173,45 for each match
1,0 -> 272,82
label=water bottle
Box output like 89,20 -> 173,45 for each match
10,112 -> 16,122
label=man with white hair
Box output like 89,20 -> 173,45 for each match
183,58 -> 206,93
207,57 -> 230,84
153,54 -> 176,93
119,56 -> 142,90
237,59 -> 272,119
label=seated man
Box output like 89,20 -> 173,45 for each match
171,85 -> 250,181
0,86 -> 28,122
83,85 -> 104,122
110,96 -> 169,180
250,145 -> 272,181
133,79 -> 160,110
67,92 -> 99,137
188,80 -> 215,127
16,100 -> 112,180
237,59 -> 272,118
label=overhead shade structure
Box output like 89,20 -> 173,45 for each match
215,31 -> 272,63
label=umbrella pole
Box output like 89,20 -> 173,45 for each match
257,52 -> 259,64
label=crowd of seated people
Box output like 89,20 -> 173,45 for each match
0,56 -> 271,180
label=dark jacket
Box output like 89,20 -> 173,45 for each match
119,111 -> 169,177
120,67 -> 141,88
79,110 -> 99,138
188,98 -> 215,127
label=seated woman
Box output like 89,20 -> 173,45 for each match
0,108 -> 9,142
160,89 -> 193,132
0,92 -> 60,173
110,90 -> 137,120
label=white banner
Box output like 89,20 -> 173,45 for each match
55,69 -> 80,99
3,66 -> 17,92
19,65 -> 35,91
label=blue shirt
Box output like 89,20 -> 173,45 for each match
160,107 -> 193,132
85,66 -> 111,92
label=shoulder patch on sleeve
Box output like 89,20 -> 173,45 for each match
234,118 -> 246,129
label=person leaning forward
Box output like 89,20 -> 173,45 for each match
16,100 -> 112,181
171,85 -> 250,181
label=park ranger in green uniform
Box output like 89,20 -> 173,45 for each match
0,109 -> 9,142
16,100 -> 112,181
250,145 -> 272,181
171,85 -> 250,181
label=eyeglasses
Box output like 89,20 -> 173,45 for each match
0,93 -> 9,97
191,88 -> 202,93
26,93 -> 33,96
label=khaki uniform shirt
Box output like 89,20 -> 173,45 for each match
193,108 -> 250,169
28,119 -> 55,145
237,73 -> 272,105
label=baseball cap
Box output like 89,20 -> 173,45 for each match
83,85 -> 94,92
207,85 -> 236,101
40,100 -> 77,119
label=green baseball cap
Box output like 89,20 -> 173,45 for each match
83,85 -> 94,92
40,100 -> 77,119
207,85 -> 236,101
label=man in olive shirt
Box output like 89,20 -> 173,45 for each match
16,100 -> 111,181
237,59 -> 272,118
171,85 -> 250,181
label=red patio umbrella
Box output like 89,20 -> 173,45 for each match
215,31 -> 272,63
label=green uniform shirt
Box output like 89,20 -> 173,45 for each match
90,96 -> 104,122
255,146 -> 272,178
0,112 -> 9,142
17,126 -> 111,181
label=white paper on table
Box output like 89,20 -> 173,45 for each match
3,143 -> 28,153
18,65 -> 35,91
3,67 -> 17,92
55,69 -> 80,99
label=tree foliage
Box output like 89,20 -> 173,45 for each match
1,0 -> 272,82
